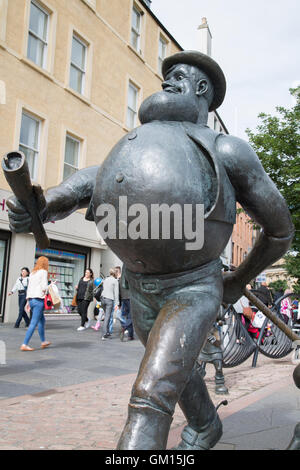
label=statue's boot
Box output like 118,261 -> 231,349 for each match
117,403 -> 173,450
176,414 -> 222,450
176,363 -> 223,450
287,423 -> 300,450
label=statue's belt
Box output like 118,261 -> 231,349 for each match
125,258 -> 222,295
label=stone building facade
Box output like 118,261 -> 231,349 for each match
0,0 -> 228,322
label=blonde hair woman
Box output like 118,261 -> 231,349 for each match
20,256 -> 51,351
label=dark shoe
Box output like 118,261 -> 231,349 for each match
102,334 -> 110,340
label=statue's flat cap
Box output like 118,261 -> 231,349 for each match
162,50 -> 226,111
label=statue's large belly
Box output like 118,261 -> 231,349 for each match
93,121 -> 232,274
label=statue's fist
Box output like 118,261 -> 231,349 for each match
6,184 -> 47,234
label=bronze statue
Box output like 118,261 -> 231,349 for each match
5,51 -> 294,450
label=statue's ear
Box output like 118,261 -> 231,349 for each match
196,79 -> 208,97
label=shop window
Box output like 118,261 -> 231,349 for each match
131,5 -> 142,53
63,134 -> 80,180
27,0 -> 49,69
35,245 -> 89,313
126,82 -> 139,129
70,34 -> 87,94
19,111 -> 41,180
158,35 -> 167,75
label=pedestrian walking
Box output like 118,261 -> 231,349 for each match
20,256 -> 51,351
101,268 -> 119,340
280,289 -> 293,324
115,266 -> 134,342
9,267 -> 30,328
75,268 -> 94,331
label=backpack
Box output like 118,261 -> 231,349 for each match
94,283 -> 103,301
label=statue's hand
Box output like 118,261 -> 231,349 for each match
222,271 -> 244,305
6,185 -> 47,233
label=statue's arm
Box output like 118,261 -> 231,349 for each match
218,135 -> 294,303
42,165 -> 99,223
7,165 -> 99,232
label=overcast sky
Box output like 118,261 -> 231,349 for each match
151,0 -> 300,139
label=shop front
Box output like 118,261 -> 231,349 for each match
35,240 -> 90,313
0,188 -> 118,323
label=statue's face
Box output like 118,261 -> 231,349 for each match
139,64 -> 202,124
162,64 -> 198,97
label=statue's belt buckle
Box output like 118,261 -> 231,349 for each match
140,281 -> 161,294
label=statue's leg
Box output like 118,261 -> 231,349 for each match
117,280 -> 222,450
213,359 -> 229,395
177,362 -> 223,450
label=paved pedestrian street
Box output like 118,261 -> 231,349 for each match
0,319 -> 299,450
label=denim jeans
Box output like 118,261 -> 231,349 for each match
101,297 -> 114,335
121,299 -> 134,338
14,293 -> 30,328
23,298 -> 45,345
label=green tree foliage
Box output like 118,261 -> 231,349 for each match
268,279 -> 288,293
246,87 -> 300,289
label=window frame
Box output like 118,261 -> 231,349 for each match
19,110 -> 41,181
126,81 -> 139,130
63,133 -> 81,181
130,4 -> 142,53
27,0 -> 50,69
69,33 -> 88,95
158,34 -> 168,75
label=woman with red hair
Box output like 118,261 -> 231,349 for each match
20,256 -> 51,351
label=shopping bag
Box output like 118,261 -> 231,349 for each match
48,283 -> 61,308
252,311 -> 266,329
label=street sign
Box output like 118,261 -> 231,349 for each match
256,273 -> 267,283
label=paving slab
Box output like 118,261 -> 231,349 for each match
0,318 -> 299,450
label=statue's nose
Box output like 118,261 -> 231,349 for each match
162,80 -> 171,90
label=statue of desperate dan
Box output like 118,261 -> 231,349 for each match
6,51 -> 294,450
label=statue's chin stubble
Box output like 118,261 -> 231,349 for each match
139,91 -> 199,124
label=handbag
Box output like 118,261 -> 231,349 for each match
71,293 -> 78,307
48,283 -> 61,308
44,293 -> 53,310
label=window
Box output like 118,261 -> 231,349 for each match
158,35 -> 167,75
131,5 -> 141,52
19,111 -> 41,180
127,82 -> 139,129
63,134 -> 80,180
70,34 -> 87,94
27,0 -> 49,68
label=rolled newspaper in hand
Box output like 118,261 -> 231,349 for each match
2,151 -> 49,249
